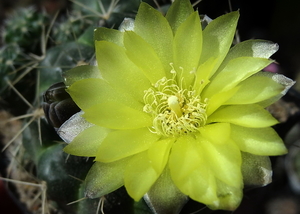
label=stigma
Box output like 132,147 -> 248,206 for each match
168,95 -> 182,117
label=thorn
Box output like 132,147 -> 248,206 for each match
67,197 -> 88,205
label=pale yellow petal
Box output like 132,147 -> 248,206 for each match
207,179 -> 243,210
94,27 -> 123,46
168,136 -> 219,205
83,102 -> 152,130
134,2 -> 173,72
193,57 -> 218,95
147,138 -> 174,174
169,135 -> 202,182
165,0 -> 194,34
63,125 -> 110,157
124,152 -> 159,201
178,165 -> 218,206
219,40 -> 278,72
95,128 -> 160,162
203,57 -> 271,98
257,73 -> 295,107
67,78 -> 143,110
199,123 -> 230,145
199,134 -> 242,187
124,31 -> 167,84
231,124 -> 287,155
208,104 -> 278,127
96,41 -> 151,102
173,11 -> 202,87
206,87 -> 239,116
225,72 -> 288,105
199,11 -> 239,78
63,65 -> 101,87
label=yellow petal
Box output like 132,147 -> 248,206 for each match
206,87 -> 239,116
199,11 -> 239,78
208,104 -> 278,127
203,57 -> 272,98
193,57 -> 218,95
83,102 -> 152,130
231,124 -> 287,155
147,138 -> 174,174
96,41 -> 151,101
216,39 -> 278,80
208,179 -> 243,210
63,65 -> 101,87
169,135 -> 203,182
63,125 -> 110,157
94,27 -> 123,47
168,135 -> 216,202
124,152 -> 159,201
257,73 -> 295,107
95,128 -> 160,162
225,72 -> 289,105
199,123 -> 230,145
134,2 -> 173,72
124,31 -> 167,84
165,0 -> 194,34
67,78 -> 143,110
220,40 -> 278,71
173,11 -> 202,87
199,134 -> 242,187
181,164 -> 219,206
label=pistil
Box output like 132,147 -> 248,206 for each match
168,95 -> 182,117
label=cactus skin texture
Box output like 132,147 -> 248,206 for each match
2,7 -> 49,53
0,43 -> 22,92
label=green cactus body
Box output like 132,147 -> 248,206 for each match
2,7 -> 49,53
0,43 -> 23,92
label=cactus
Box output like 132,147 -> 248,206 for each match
1,6 -> 49,53
1,1 -> 298,214
0,43 -> 23,92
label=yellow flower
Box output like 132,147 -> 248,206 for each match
59,0 -> 295,212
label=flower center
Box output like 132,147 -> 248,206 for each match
143,71 -> 208,137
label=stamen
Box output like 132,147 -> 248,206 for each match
143,68 -> 208,137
